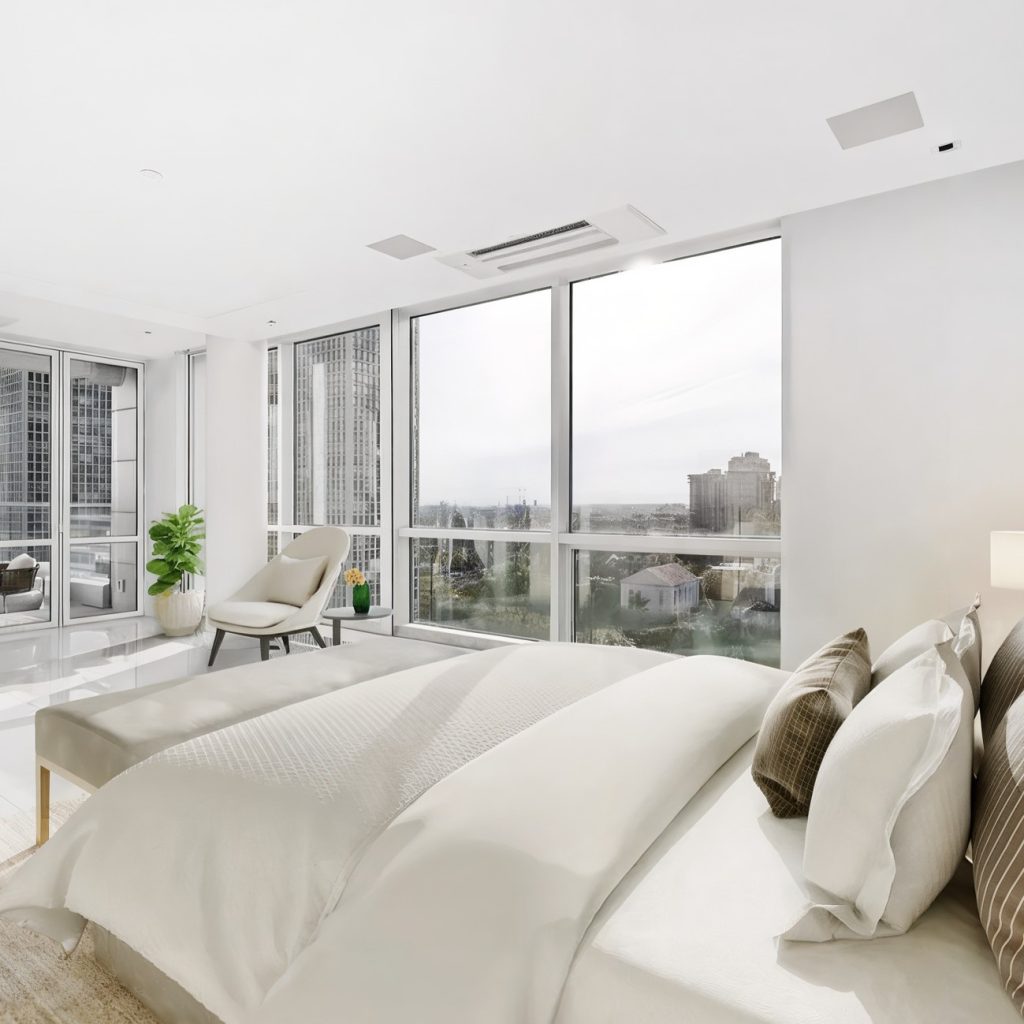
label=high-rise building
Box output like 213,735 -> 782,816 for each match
688,451 -> 777,534
294,328 -> 381,601
0,367 -> 50,541
69,377 -> 113,538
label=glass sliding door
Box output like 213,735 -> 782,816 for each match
0,343 -> 56,630
63,355 -> 143,621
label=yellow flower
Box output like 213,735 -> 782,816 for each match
344,567 -> 366,587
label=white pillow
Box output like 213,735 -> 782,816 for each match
871,600 -> 982,701
6,552 -> 36,569
871,619 -> 953,685
263,554 -> 327,608
784,641 -> 973,942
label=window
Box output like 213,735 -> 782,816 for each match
569,240 -> 781,657
575,548 -> 781,665
572,241 -> 781,537
412,537 -> 550,640
290,326 -> 384,609
295,329 -> 380,529
398,236 -> 781,663
408,291 -> 551,639
412,291 -> 551,531
66,357 -> 142,620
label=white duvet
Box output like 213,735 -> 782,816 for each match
0,643 -> 783,1024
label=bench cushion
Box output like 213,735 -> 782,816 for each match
207,600 -> 298,628
36,636 -> 464,791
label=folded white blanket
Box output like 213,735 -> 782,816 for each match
0,642 -> 671,1023
250,655 -> 784,1024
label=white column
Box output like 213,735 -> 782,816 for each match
205,336 -> 267,606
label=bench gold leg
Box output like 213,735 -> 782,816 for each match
36,762 -> 50,846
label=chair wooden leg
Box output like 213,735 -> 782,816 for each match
36,762 -> 50,846
208,628 -> 226,667
310,626 -> 327,649
281,635 -> 290,654
259,636 -> 271,661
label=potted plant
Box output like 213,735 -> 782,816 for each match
344,566 -> 371,614
147,504 -> 206,636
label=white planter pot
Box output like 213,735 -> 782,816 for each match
155,590 -> 205,637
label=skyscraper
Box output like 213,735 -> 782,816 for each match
688,451 -> 777,534
294,328 -> 381,601
0,366 -> 50,542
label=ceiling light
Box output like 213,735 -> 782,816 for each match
139,168 -> 164,181
367,234 -> 437,260
827,92 -> 923,150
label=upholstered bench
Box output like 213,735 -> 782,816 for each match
34,636 -> 464,845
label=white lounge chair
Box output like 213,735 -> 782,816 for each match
206,526 -> 350,666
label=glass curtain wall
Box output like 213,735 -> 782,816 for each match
570,240 -> 782,663
409,290 -> 551,639
0,346 -> 55,628
399,238 -> 782,664
66,357 -> 141,619
292,326 -> 382,610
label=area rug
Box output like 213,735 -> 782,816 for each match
0,800 -> 159,1024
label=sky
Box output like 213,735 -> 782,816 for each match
415,238 -> 781,508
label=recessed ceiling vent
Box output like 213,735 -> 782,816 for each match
438,205 -> 664,279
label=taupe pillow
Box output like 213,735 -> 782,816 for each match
981,620 -> 1024,746
263,554 -> 327,607
973,693 -> 1024,1015
752,629 -> 871,818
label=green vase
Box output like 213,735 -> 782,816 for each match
352,582 -> 371,614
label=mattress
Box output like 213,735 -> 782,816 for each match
559,740 -> 1017,1024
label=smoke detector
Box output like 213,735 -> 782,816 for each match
437,205 -> 665,279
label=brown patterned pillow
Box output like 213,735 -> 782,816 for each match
973,693 -> 1024,1014
752,629 -> 871,818
981,620 -> 1024,746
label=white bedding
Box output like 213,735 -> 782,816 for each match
249,654 -> 784,1024
558,741 -> 1019,1024
0,642 -> 675,1023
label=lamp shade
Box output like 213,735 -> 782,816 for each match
991,531 -> 1024,590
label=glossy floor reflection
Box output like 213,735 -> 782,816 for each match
0,618 -> 308,815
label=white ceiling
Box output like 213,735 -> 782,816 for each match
2,1 -> 1023,357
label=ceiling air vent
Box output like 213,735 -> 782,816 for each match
437,205 -> 664,279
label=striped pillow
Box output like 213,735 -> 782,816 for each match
981,620 -> 1024,746
974,694 -> 1024,1014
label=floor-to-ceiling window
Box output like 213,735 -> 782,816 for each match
570,240 -> 781,664
0,342 -> 144,631
409,290 -> 552,639
395,235 -> 782,664
264,321 -> 391,618
0,345 -> 55,628
64,356 -> 143,620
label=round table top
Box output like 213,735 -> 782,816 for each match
323,606 -> 393,620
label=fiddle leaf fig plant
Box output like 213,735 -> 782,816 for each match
147,504 -> 205,596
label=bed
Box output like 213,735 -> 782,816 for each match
0,641 -> 1016,1024
559,740 -> 1015,1024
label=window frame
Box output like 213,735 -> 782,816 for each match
392,225 -> 782,650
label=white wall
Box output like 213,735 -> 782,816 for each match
783,159 -> 1024,669
204,336 -> 267,607
143,354 -> 187,615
